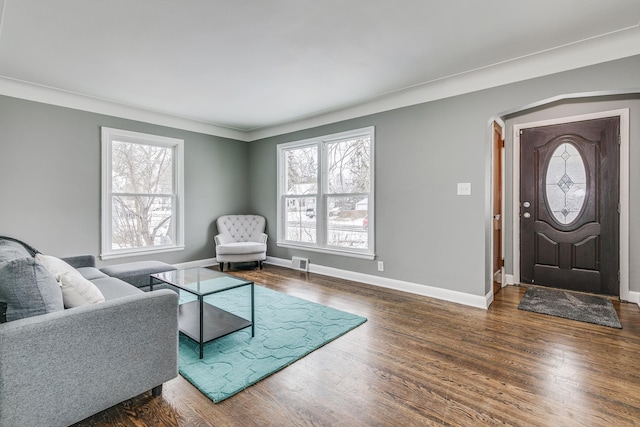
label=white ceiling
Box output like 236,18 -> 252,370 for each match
1,0 -> 640,140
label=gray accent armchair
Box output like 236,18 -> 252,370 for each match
214,215 -> 267,271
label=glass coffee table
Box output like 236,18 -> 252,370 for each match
150,267 -> 254,359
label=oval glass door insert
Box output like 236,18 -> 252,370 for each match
545,142 -> 586,225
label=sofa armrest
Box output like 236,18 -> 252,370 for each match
61,254 -> 96,268
214,233 -> 233,245
0,289 -> 179,427
258,233 -> 268,244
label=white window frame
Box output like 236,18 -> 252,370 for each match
276,126 -> 375,260
101,127 -> 184,260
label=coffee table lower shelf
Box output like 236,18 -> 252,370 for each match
178,300 -> 252,356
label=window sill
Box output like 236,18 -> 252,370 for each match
276,242 -> 375,260
100,245 -> 185,260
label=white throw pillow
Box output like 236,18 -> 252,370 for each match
35,253 -> 105,307
58,270 -> 105,308
35,253 -> 76,279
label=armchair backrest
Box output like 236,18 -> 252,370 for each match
216,215 -> 266,243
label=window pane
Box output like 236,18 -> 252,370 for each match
285,146 -> 317,195
276,126 -> 374,258
327,196 -> 368,249
284,196 -> 316,243
327,136 -> 370,194
112,195 -> 173,249
112,141 -> 173,194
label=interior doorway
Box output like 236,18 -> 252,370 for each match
511,109 -> 630,299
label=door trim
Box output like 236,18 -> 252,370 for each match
512,109 -> 629,300
492,119 -> 505,294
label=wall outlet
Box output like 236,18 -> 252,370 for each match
377,261 -> 384,272
457,182 -> 472,196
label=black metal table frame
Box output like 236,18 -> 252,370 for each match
150,269 -> 254,359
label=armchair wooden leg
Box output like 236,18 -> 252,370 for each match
259,261 -> 264,270
152,384 -> 163,397
219,262 -> 224,272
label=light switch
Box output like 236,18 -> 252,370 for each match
457,182 -> 471,196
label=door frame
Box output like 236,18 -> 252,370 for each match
512,109 -> 630,300
492,119 -> 506,294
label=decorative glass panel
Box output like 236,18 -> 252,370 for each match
545,142 -> 586,225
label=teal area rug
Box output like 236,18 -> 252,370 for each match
178,285 -> 367,402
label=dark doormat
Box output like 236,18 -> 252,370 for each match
518,287 -> 622,329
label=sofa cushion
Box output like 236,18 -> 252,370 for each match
0,257 -> 64,322
58,270 -> 105,308
91,277 -> 144,300
216,241 -> 267,255
76,267 -> 109,281
100,261 -> 176,288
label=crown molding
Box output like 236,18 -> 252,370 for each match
0,76 -> 249,141
1,25 -> 639,142
247,25 -> 640,141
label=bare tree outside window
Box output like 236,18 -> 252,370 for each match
111,141 -> 174,250
327,137 -> 370,194
326,136 -> 370,249
285,146 -> 317,194
101,127 -> 184,259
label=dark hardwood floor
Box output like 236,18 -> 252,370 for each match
74,265 -> 640,426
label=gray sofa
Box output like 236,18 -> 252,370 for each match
0,238 -> 179,427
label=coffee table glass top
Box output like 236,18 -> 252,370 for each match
152,267 -> 252,296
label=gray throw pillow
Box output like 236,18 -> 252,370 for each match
0,239 -> 33,262
0,257 -> 64,322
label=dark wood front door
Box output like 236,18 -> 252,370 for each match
520,117 -> 619,295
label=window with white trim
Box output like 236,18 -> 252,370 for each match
277,127 -> 374,259
101,127 -> 184,259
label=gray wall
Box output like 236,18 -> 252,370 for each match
0,95 -> 249,266
2,54 -> 640,298
249,55 -> 640,298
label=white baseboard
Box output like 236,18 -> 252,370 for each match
172,258 -> 640,309
266,256 -> 489,309
627,291 -> 640,307
485,289 -> 494,307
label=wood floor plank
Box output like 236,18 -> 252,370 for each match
72,265 -> 640,426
